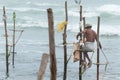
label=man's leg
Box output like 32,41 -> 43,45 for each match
84,52 -> 90,62
84,52 -> 92,67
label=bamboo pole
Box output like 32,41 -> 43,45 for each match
79,5 -> 82,80
63,1 -> 68,80
47,8 -> 57,80
37,53 -> 49,80
97,16 -> 100,80
3,6 -> 9,77
12,12 -> 16,68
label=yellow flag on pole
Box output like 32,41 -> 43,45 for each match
57,21 -> 68,32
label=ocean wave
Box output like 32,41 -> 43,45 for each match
0,21 -> 48,28
68,11 -> 79,17
100,34 -> 119,37
66,23 -> 120,36
1,21 -> 119,36
83,11 -> 99,17
68,4 -> 120,18
68,10 -> 99,18
100,24 -> 120,36
97,4 -> 120,16
34,3 -> 61,7
6,7 -> 42,12
68,8 -> 100,18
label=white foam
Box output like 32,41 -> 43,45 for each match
7,7 -> 41,12
65,23 -> 120,36
69,4 -> 120,18
68,9 -> 99,18
97,4 -> 120,16
34,3 -> 61,7
100,24 -> 120,36
83,10 -> 99,17
68,11 -> 79,17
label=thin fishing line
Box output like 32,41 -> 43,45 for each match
101,49 -> 109,63
15,30 -> 24,45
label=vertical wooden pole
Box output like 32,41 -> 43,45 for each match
37,53 -> 49,80
47,8 -> 57,80
83,17 -> 86,69
97,16 -> 100,80
79,5 -> 82,80
79,6 -> 82,35
12,12 -> 16,68
83,17 -> 85,42
63,1 -> 68,80
3,6 -> 9,77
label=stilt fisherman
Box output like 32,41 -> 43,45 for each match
75,23 -> 102,67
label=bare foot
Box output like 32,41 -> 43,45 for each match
88,60 -> 92,68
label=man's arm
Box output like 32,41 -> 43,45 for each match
76,30 -> 86,40
76,32 -> 81,40
94,31 -> 102,49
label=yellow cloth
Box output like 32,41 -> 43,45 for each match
57,21 -> 68,32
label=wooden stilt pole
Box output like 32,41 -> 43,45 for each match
83,17 -> 85,43
79,5 -> 82,80
83,17 -> 86,69
97,16 -> 100,80
47,8 -> 57,80
63,1 -> 68,80
3,6 -> 9,77
12,12 -> 16,68
37,53 -> 49,80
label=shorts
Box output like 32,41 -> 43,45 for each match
81,42 -> 94,52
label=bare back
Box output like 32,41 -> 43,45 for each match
84,28 -> 97,42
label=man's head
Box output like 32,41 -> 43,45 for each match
85,24 -> 92,29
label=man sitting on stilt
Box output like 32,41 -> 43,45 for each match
74,23 -> 102,68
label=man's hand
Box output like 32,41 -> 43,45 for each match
76,35 -> 79,40
76,32 -> 80,40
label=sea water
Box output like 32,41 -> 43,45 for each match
0,0 -> 120,80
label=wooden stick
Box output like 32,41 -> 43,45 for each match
93,62 -> 109,65
79,5 -> 82,80
83,17 -> 86,70
63,1 -> 68,80
47,8 -> 57,80
83,17 -> 85,42
37,53 -> 49,80
3,6 -> 9,77
97,16 -> 100,80
79,6 -> 82,39
12,12 -> 16,68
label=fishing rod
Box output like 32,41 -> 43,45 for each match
100,49 -> 109,63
